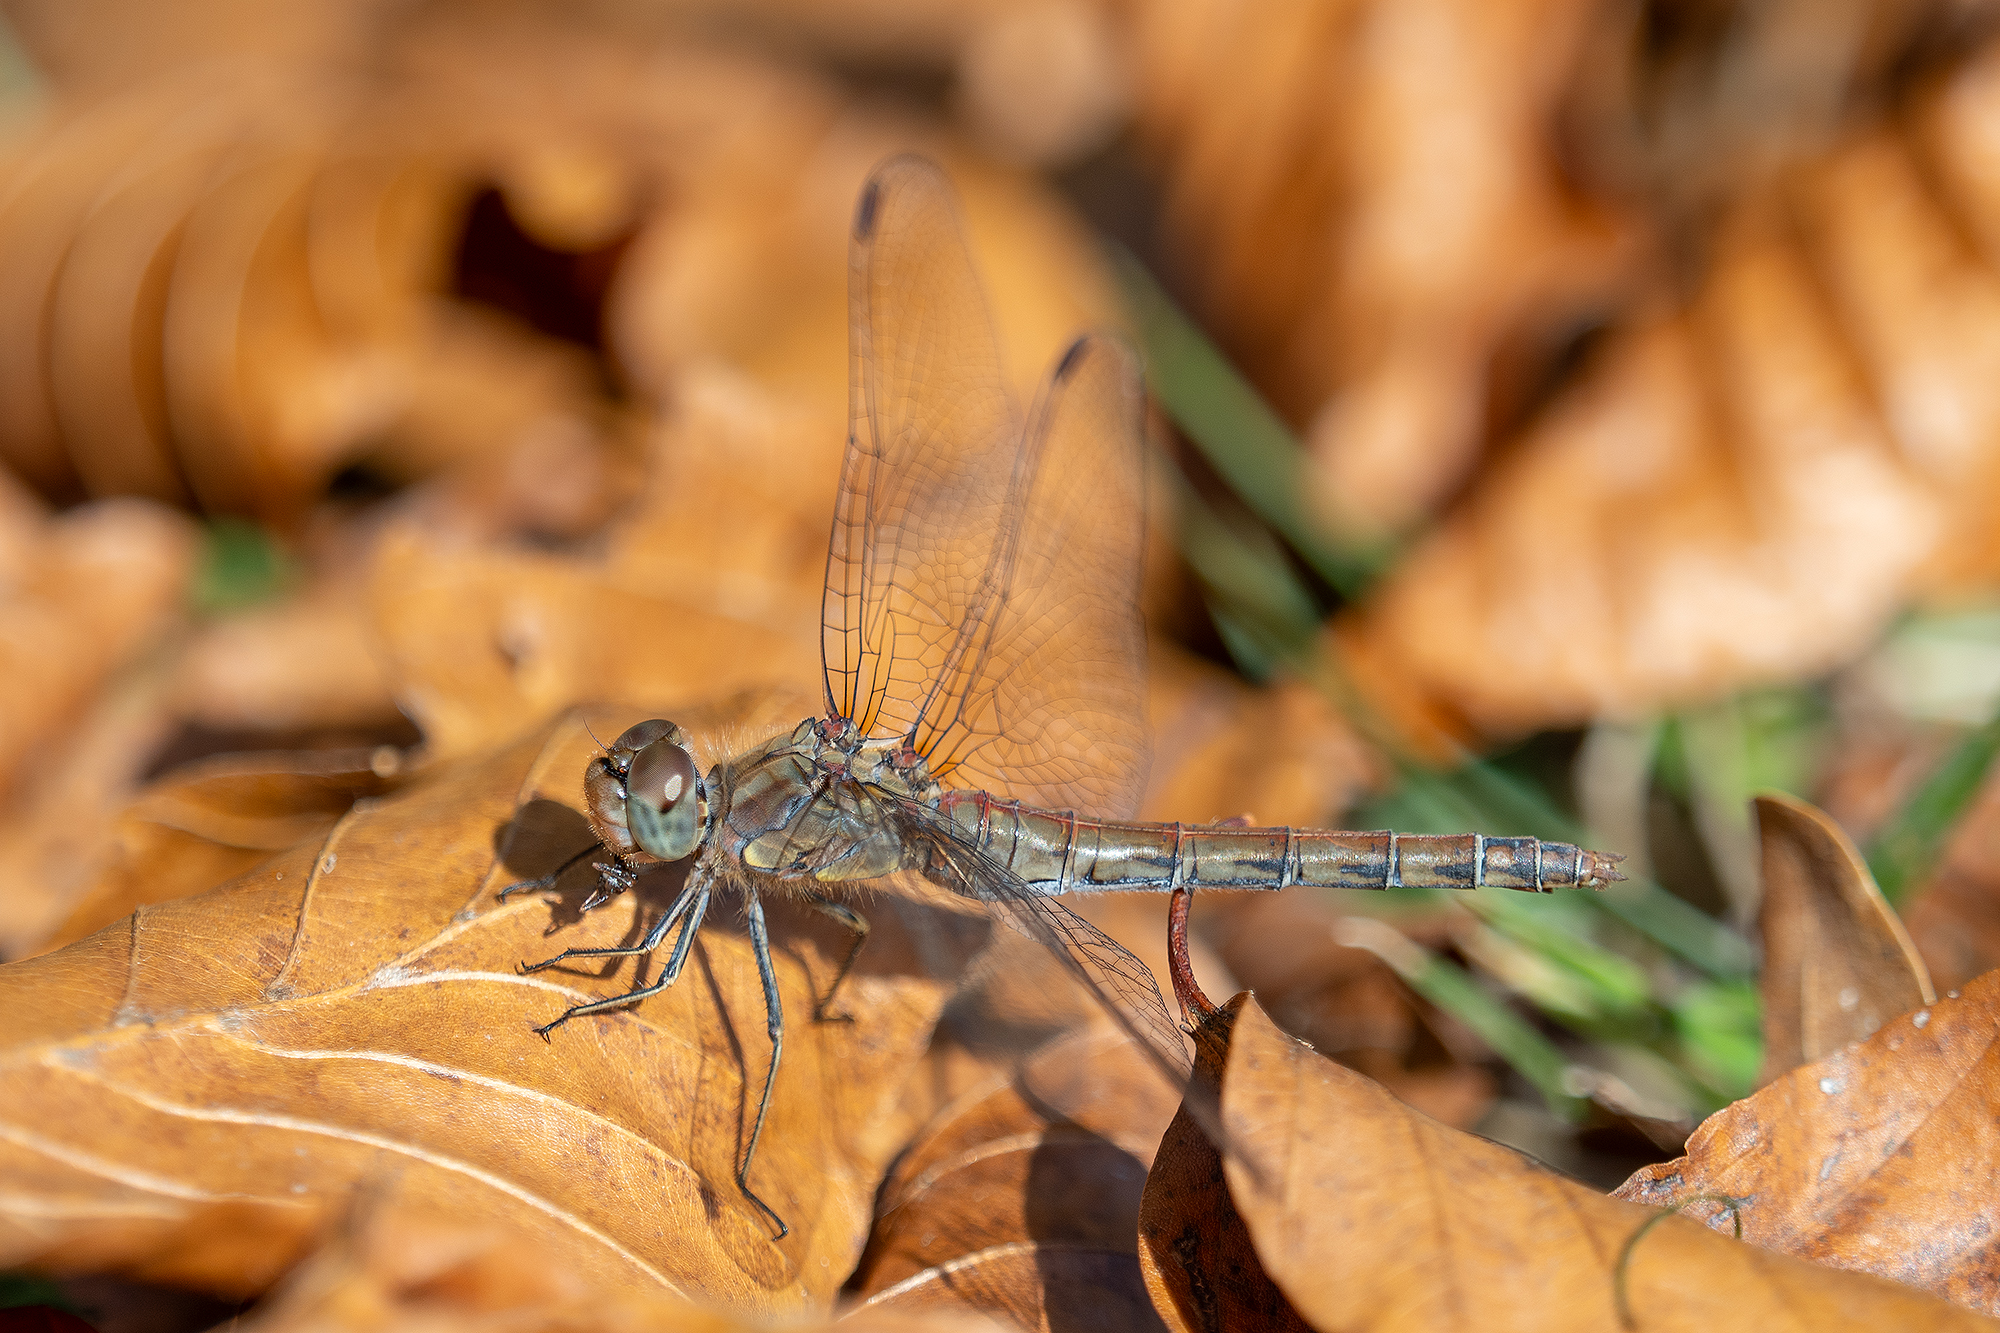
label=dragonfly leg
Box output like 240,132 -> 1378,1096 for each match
519,877 -> 699,975
740,888 -> 789,1240
496,843 -> 597,899
579,857 -> 639,912
803,892 -> 869,1022
534,880 -> 711,1038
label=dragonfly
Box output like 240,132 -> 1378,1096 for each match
502,155 -> 1622,1240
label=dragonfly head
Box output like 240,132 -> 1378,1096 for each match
583,719 -> 708,864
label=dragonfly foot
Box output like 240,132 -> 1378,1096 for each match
519,949 -> 581,975
581,860 -> 638,912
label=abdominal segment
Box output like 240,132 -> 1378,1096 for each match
938,790 -> 1620,893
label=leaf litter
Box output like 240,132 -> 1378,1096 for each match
0,703 -> 988,1313
14,4 -> 2000,1328
1619,965 -> 2000,1316
1204,990 -> 1995,1331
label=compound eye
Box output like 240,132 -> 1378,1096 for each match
628,741 -> 696,813
611,719 -> 683,757
625,738 -> 702,861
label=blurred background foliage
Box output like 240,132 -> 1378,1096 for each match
4,0 -> 2000,1184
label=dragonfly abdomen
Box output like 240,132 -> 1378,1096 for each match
939,791 -> 1621,894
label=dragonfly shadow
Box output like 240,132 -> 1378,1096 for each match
1023,1131 -> 1152,1331
492,797 -> 693,942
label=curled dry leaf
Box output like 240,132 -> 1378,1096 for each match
1341,38 -> 2000,735
0,661 -> 186,959
1125,0 -> 1633,536
1138,994 -> 1310,1333
0,62 -> 570,523
1342,196 -> 1939,736
1754,792 -> 1934,1084
0,496 -> 198,803
1205,992 -> 1992,1331
1618,967 -> 2000,1316
848,1025 -> 1177,1331
0,12 -> 1124,527
0,705 -> 986,1314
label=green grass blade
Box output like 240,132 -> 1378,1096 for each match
1336,916 -> 1589,1120
1377,763 -> 1756,979
1867,705 -> 2000,904
1174,465 -> 1755,978
1115,247 -> 1389,596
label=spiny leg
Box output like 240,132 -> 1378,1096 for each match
535,882 -> 711,1039
803,892 -> 869,1023
496,843 -> 597,899
578,857 -> 639,912
520,877 -> 700,976
739,888 -> 789,1239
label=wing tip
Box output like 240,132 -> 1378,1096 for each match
1054,335 -> 1093,382
854,177 -> 882,240
856,154 -> 951,241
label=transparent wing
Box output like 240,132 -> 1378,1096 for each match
824,158 -> 1150,819
822,156 -> 1021,741
912,334 -> 1150,818
890,799 -> 1193,1087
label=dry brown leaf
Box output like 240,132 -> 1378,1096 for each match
1195,891 -> 1496,1128
170,581 -> 405,738
1341,197 -> 1939,734
1127,0 -> 1633,536
1213,992 -> 1993,1331
234,1208 -> 1006,1333
608,118 -> 1118,429
0,704 -> 985,1314
0,497 -> 198,803
1139,644 -> 1376,829
369,519 -> 820,764
30,744 -> 404,958
0,86 -> 180,498
1618,967 -> 2000,1315
1137,994 -> 1310,1333
1335,33 -> 2000,736
0,30 -> 657,519
848,1245 -> 1163,1333
850,1027 -> 1175,1308
1801,125 -> 2000,595
1754,792 -> 1935,1084
0,662 -> 186,958
847,919 -> 1182,1333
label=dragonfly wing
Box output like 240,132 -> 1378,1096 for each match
891,799 -> 1192,1085
913,333 -> 1149,818
823,156 -> 1021,740
826,159 -> 1150,820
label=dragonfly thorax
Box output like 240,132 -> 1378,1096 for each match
806,719 -> 941,804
